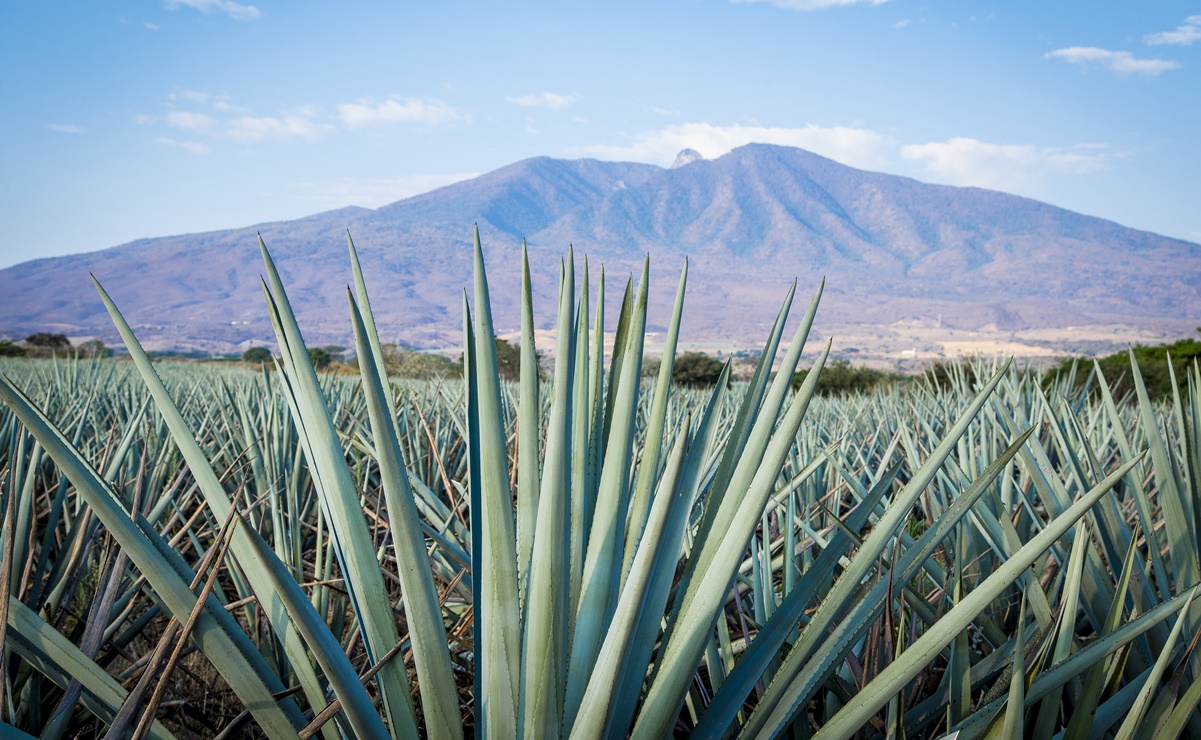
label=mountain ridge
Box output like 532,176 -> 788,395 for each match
1,143 -> 1197,357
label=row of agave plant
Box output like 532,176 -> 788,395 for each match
0,229 -> 1199,738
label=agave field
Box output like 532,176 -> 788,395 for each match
1,230 -> 1200,739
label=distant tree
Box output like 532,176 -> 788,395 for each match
0,340 -> 26,357
494,338 -> 522,381
379,343 -> 457,379
673,351 -> 725,388
924,360 -> 978,392
642,356 -> 662,379
1044,332 -> 1201,401
321,345 -> 347,363
242,346 -> 273,364
78,339 -> 112,358
459,338 -> 544,382
26,332 -> 70,349
307,347 -> 332,370
792,359 -> 892,396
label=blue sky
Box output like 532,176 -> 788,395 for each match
3,1 -> 1200,268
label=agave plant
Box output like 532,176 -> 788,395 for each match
0,227 -> 1198,738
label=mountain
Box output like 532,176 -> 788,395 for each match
1,144 -> 1198,357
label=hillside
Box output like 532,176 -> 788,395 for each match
1,144 -> 1197,359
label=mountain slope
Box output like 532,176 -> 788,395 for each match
1,144 -> 1197,354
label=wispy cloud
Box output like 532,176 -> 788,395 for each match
162,97 -> 333,143
163,0 -> 260,20
900,137 -> 1111,190
506,92 -> 581,110
1146,15 -> 1201,46
290,173 -> 481,209
156,137 -> 211,155
584,121 -> 1117,198
170,90 -> 250,114
144,22 -> 161,30
731,0 -> 889,10
1044,46 -> 1178,76
580,122 -> 896,170
226,114 -> 335,143
651,106 -> 680,116
46,123 -> 86,134
165,110 -> 216,131
337,98 -> 468,127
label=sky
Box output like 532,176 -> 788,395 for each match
3,1 -> 1200,268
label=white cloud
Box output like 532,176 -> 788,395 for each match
583,121 -> 1119,199
169,90 -> 251,114
226,114 -> 335,143
161,100 -> 333,144
732,0 -> 889,10
163,0 -> 260,20
337,98 -> 467,127
651,106 -> 680,116
165,110 -> 216,131
46,123 -> 86,134
145,22 -> 161,30
290,173 -> 482,209
1145,15 -> 1201,46
895,18 -> 910,28
579,122 -> 896,170
1044,46 -> 1178,76
156,137 -> 211,155
900,137 -> 1111,190
506,92 -> 581,110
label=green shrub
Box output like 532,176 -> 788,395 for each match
379,343 -> 457,379
25,332 -> 70,349
672,351 -> 724,387
1046,332 -> 1201,400
792,358 -> 893,396
242,346 -> 273,364
0,340 -> 26,357
307,346 -> 332,370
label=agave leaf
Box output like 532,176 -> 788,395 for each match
692,457 -> 903,739
738,362 -> 1012,738
1113,591 -> 1194,740
92,276 -> 351,736
622,259 -> 687,584
571,414 -> 691,739
949,525 -> 972,727
466,228 -> 522,737
1129,350 -> 1200,590
0,376 -> 306,737
564,257 -> 649,727
517,242 -> 542,611
808,452 -> 1145,740
1092,361 -> 1171,601
258,238 -> 416,738
1062,525 -> 1143,740
674,281 -> 820,628
520,256 -> 575,739
348,287 -> 462,740
569,257 -> 593,617
632,335 -> 832,740
607,363 -> 732,732
4,597 -> 175,740
996,593 -> 1028,740
1032,520 -> 1090,738
1158,657 -> 1201,739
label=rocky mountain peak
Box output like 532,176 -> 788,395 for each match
670,148 -> 704,169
